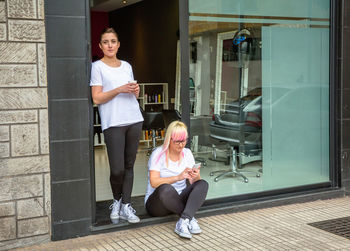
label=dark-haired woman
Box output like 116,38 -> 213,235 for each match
90,28 -> 143,223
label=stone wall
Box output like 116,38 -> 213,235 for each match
0,0 -> 50,250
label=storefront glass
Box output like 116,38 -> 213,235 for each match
186,0 -> 330,199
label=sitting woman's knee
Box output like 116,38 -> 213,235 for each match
158,183 -> 176,193
158,184 -> 177,200
194,179 -> 209,191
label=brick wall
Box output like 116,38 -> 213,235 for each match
0,0 -> 50,249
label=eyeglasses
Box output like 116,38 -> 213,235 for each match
171,138 -> 187,145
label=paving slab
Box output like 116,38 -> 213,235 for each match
12,197 -> 350,251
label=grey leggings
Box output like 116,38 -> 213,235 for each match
145,180 -> 209,219
103,122 -> 142,204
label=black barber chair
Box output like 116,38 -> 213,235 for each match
162,109 -> 210,166
162,109 -> 182,127
142,111 -> 164,155
209,27 -> 261,183
209,96 -> 262,183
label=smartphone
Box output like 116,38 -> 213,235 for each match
192,163 -> 201,170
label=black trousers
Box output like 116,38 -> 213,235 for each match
103,122 -> 142,204
146,180 -> 209,219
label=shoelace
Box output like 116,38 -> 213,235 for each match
189,218 -> 197,229
180,219 -> 190,230
124,204 -> 136,216
109,201 -> 119,210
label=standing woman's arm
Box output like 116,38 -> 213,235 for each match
91,86 -> 119,104
90,62 -> 138,105
90,64 -> 124,105
91,84 -> 137,105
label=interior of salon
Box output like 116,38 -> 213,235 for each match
90,0 -> 331,224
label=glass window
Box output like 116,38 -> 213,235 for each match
187,0 -> 330,199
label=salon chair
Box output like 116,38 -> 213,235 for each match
209,96 -> 262,183
190,116 -> 219,167
162,109 -> 182,127
162,109 -> 212,166
142,111 -> 164,155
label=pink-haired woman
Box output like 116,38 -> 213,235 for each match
144,121 -> 208,239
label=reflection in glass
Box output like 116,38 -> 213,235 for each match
187,0 -> 330,199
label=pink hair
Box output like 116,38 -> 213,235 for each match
155,121 -> 188,166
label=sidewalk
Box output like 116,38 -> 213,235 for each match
14,197 -> 350,251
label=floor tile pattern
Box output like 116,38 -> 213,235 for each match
14,197 -> 350,251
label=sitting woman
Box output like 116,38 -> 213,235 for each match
145,121 -> 209,239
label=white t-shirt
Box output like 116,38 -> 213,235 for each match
90,60 -> 143,131
144,147 -> 195,204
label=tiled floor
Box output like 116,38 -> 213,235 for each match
95,145 -> 329,202
15,197 -> 350,250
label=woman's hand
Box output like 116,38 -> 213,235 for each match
133,84 -> 140,98
188,166 -> 201,184
149,167 -> 195,189
150,169 -> 190,188
117,83 -> 138,94
91,83 -> 138,105
177,167 -> 192,181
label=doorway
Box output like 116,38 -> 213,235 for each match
90,0 -> 180,225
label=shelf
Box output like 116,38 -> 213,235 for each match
144,102 -> 166,105
138,83 -> 168,111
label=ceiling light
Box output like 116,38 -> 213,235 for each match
122,0 -> 127,4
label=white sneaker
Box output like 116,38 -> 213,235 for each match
174,218 -> 192,239
189,217 -> 202,234
109,199 -> 121,220
120,203 -> 140,223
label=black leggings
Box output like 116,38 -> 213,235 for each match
146,180 -> 209,219
103,122 -> 142,204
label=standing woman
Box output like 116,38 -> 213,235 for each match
90,28 -> 143,223
145,121 -> 209,239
